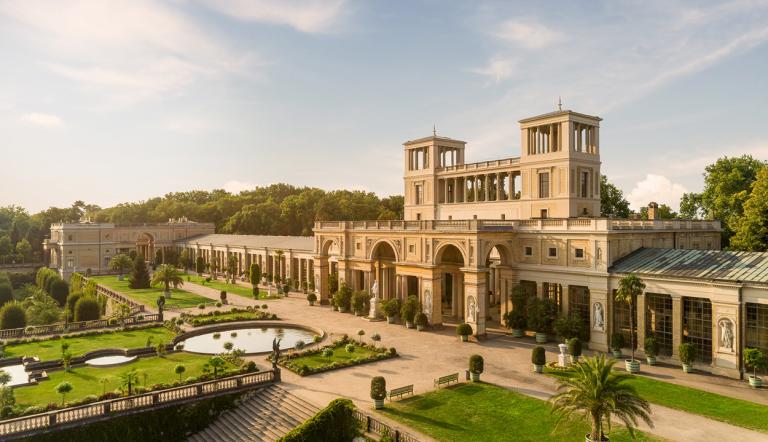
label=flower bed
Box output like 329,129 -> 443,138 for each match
179,307 -> 277,327
275,335 -> 397,376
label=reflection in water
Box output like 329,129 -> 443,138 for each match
0,364 -> 29,386
181,327 -> 316,354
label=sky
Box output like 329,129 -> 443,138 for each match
1,0 -> 767,213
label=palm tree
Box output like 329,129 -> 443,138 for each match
550,355 -> 652,441
208,356 -> 226,378
615,274 -> 646,365
119,369 -> 140,395
100,377 -> 110,395
151,264 -> 184,298
109,254 -> 134,280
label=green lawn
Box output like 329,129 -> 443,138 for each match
91,275 -> 211,309
183,274 -> 269,299
14,352 -> 230,407
4,327 -> 177,361
289,343 -> 379,370
381,382 -> 661,442
546,367 -> 768,433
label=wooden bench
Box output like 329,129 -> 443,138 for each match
388,384 -> 414,401
433,373 -> 459,388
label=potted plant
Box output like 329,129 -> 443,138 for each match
644,337 -> 659,366
307,292 -> 317,306
610,333 -> 624,359
744,347 -> 766,388
616,274 -> 645,374
401,295 -> 418,328
678,342 -> 696,373
415,312 -> 428,331
469,354 -> 484,382
219,290 -> 227,305
550,355 -> 652,442
331,292 -> 341,311
337,285 -> 352,313
457,323 -> 473,342
370,376 -> 386,410
352,291 -> 368,316
532,346 -> 546,373
554,314 -> 584,343
503,309 -> 526,338
384,298 -> 401,324
567,337 -> 582,363
527,297 -> 556,343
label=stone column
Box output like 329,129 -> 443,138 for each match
473,176 -> 478,202
636,293 -> 646,357
444,179 -> 449,204
672,296 -> 683,359
313,256 -> 329,303
395,274 -> 403,299
484,175 -> 490,201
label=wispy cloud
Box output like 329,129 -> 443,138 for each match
198,0 -> 348,33
494,19 -> 563,49
19,112 -> 64,128
469,56 -> 516,83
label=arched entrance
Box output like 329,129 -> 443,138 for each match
483,243 -> 514,324
370,241 -> 397,300
435,243 -> 466,320
136,233 -> 154,261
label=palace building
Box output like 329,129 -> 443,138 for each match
47,108 -> 768,379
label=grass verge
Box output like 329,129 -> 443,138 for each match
91,275 -> 211,309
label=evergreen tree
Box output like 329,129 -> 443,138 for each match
249,263 -> 261,296
129,255 -> 151,289
195,256 -> 205,276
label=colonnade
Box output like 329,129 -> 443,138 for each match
438,171 -> 521,204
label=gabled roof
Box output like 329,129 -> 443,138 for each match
609,248 -> 768,285
177,234 -> 314,252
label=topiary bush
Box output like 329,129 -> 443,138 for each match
644,337 -> 659,357
469,354 -> 484,374
401,295 -> 419,323
457,323 -> 473,336
73,296 -> 100,322
415,312 -> 428,327
532,346 -> 546,366
678,342 -> 696,365
370,376 -> 386,401
49,279 -> 69,307
611,333 -> 625,351
567,337 -> 582,358
0,283 -> 12,306
66,292 -> 82,316
383,298 -> 401,318
351,291 -> 368,314
0,301 -> 26,329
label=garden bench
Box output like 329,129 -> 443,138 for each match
388,384 -> 414,401
433,373 -> 459,388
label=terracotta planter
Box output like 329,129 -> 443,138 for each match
625,359 -> 640,373
387,316 -> 396,324
470,372 -> 480,382
460,335 -> 469,342
749,375 -> 763,388
646,356 -> 657,365
682,363 -> 693,373
374,399 -> 384,409
535,332 -> 548,343
511,329 -> 524,338
533,364 -> 543,373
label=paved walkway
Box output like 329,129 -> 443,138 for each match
166,282 -> 768,441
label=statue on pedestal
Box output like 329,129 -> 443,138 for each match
368,280 -> 380,319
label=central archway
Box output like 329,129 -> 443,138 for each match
136,232 -> 154,261
370,241 -> 397,300
435,243 -> 466,320
483,242 -> 514,324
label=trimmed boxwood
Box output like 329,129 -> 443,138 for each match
401,295 -> 419,323
532,346 -> 546,366
276,336 -> 398,377
469,354 -> 484,374
383,298 -> 401,317
644,336 -> 659,357
457,323 -> 473,337
370,376 -> 386,401
73,296 -> 100,322
415,312 -> 428,327
278,398 -> 359,442
0,301 -> 26,329
679,342 -> 696,365
567,337 -> 582,358
611,332 -> 625,351
179,307 -> 276,327
49,279 -> 69,306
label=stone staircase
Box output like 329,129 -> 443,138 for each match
188,385 -> 319,442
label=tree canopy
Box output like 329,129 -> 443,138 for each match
600,175 -> 630,218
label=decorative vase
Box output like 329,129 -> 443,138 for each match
374,399 -> 384,409
625,359 -> 640,373
682,363 -> 693,373
533,364 -> 543,373
387,316 -> 396,324
749,376 -> 763,389
535,332 -> 547,343
612,350 -> 622,358
460,335 -> 468,342
646,356 -> 656,365
511,329 -> 523,338
470,372 -> 480,382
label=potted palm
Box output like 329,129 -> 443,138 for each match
616,274 -> 644,374
469,354 -> 484,382
678,343 -> 696,373
150,264 -> 184,299
568,337 -> 582,363
503,309 -> 526,338
550,355 -> 652,442
532,346 -> 546,373
457,323 -> 473,342
307,292 -> 317,306
337,285 -> 352,313
610,333 -> 624,359
401,295 -> 418,328
744,347 -> 766,388
415,312 -> 428,331
644,337 -> 659,366
384,299 -> 401,324
370,376 -> 386,409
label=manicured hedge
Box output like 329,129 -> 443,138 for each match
276,335 -> 398,377
278,398 -> 359,442
179,307 -> 276,327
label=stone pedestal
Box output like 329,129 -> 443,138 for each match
558,343 -> 569,367
368,297 -> 381,319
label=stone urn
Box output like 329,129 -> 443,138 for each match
460,334 -> 469,342
612,349 -> 622,358
625,359 -> 640,374
405,321 -> 415,329
416,324 -> 426,332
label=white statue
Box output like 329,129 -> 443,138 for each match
719,318 -> 734,351
423,290 -> 432,315
467,296 -> 477,323
368,280 -> 380,319
371,279 -> 379,298
593,302 -> 604,331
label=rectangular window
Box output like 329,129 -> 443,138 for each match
524,246 -> 533,256
414,184 -> 424,205
539,172 -> 550,198
408,244 -> 415,253
66,258 -> 75,268
574,248 -> 585,259
613,290 -> 633,348
543,283 -> 562,313
683,297 -> 712,363
568,286 -> 591,340
416,213 -> 421,220
540,209 -> 548,219
548,247 -> 557,258
580,171 -> 589,198
646,293 -> 673,357
356,243 -> 361,250
746,303 -> 768,354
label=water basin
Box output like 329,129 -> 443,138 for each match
0,364 -> 29,386
181,326 -> 316,355
86,355 -> 137,366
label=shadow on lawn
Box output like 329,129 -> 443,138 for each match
383,405 -> 465,432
